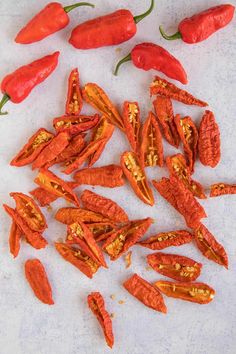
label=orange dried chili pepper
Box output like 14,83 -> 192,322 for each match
121,151 -> 154,206
30,187 -> 59,207
10,128 -> 54,167
174,115 -> 198,172
138,230 -> 193,250
102,218 -> 153,260
74,164 -> 124,188
10,192 -> 47,232
155,280 -> 215,304
123,273 -> 167,313
150,76 -> 208,107
9,221 -> 21,258
194,223 -> 228,268
3,204 -> 47,249
81,189 -> 128,223
53,114 -> 99,136
87,292 -> 114,348
166,154 -> 206,199
55,242 -> 100,278
86,222 -> 117,242
210,183 -> 236,197
153,177 -> 206,228
123,101 -> 141,152
198,110 -> 221,168
65,68 -> 83,115
25,259 -> 54,305
82,83 -> 124,130
34,169 -> 80,206
147,252 -> 202,282
55,207 -> 112,225
140,111 -> 164,167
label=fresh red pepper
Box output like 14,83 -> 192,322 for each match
53,114 -> 99,136
114,42 -> 188,85
0,52 -> 60,115
15,2 -> 95,44
69,0 -> 154,49
160,4 -> 235,44
65,68 -> 83,115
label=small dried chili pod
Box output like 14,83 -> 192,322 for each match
53,114 -> 99,136
9,222 -> 21,258
25,259 -> 54,305
210,183 -> 236,197
138,230 -> 193,250
123,273 -> 167,313
194,223 -> 228,268
140,111 -> 164,168
155,280 -> 215,304
86,222 -> 117,242
30,187 -> 59,207
198,110 -> 221,168
55,207 -> 112,225
115,42 -> 188,84
87,292 -> 114,348
122,101 -> 141,152
147,252 -> 202,282
65,68 -> 83,115
121,151 -> 154,206
150,76 -> 208,107
153,96 -> 179,148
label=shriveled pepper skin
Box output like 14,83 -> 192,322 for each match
86,222 -> 117,242
30,187 -> 59,207
55,207 -> 112,224
65,68 -> 83,115
210,183 -> 236,197
9,222 -> 21,258
123,101 -> 141,152
138,230 -> 193,250
53,114 -> 99,136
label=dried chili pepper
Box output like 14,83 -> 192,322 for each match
86,222 -> 117,242
55,242 -> 100,278
9,222 -> 21,258
74,164 -> 124,188
69,0 -> 154,49
65,68 -> 83,115
159,5 -> 235,44
10,192 -> 47,232
10,128 -> 54,167
155,280 -> 215,304
82,83 -> 124,130
123,274 -> 167,313
87,292 -> 114,348
25,259 -> 54,305
210,183 -> 236,197
138,230 -> 193,250
174,115 -> 198,172
198,110 -> 221,168
194,223 -> 228,268
30,187 -> 59,207
150,76 -> 208,107
103,218 -> 153,261
153,96 -> 179,148
153,177 -> 206,228
121,151 -> 154,206
147,252 -> 202,282
53,114 -> 99,136
140,111 -> 164,168
34,169 -> 80,206
115,42 -> 188,84
15,2 -> 95,44
122,101 -> 141,152
166,154 -> 206,199
3,204 -> 47,249
0,52 -> 60,115
55,207 -> 112,225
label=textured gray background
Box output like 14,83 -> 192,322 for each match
0,0 -> 236,353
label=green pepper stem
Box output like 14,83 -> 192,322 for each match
133,0 -> 155,24
114,54 -> 132,76
0,94 -> 10,116
159,26 -> 182,40
64,2 -> 95,13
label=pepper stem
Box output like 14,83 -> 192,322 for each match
159,26 -> 182,40
133,0 -> 155,24
114,54 -> 132,76
0,94 -> 10,116
64,2 -> 95,13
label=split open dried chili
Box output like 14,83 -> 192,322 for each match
122,101 -> 141,153
53,114 -> 99,136
55,207 -> 112,225
138,230 -> 193,250
9,221 -> 21,258
65,68 -> 83,115
210,183 -> 236,197
86,222 -> 117,242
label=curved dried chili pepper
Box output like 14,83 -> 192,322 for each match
210,183 -> 236,197
140,112 -> 164,168
155,280 -> 215,305
123,273 -> 167,313
121,151 -> 154,206
150,76 -> 208,107
194,223 -> 228,268
74,164 -> 124,188
122,101 -> 141,152
147,252 -> 202,282
166,154 -> 206,199
138,230 -> 193,250
87,292 -> 114,348
55,207 -> 112,225
53,114 -> 99,136
9,222 -> 21,258
198,110 -> 221,168
65,68 -> 83,115
86,222 -> 117,242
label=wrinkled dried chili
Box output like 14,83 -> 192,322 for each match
138,230 -> 193,250
53,114 -> 99,135
122,101 -> 141,152
55,207 -> 112,225
210,183 -> 236,197
65,68 -> 83,115
9,221 -> 21,258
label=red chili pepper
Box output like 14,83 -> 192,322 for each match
15,2 -> 95,44
138,230 -> 193,250
122,101 -> 141,153
114,42 -> 188,85
9,222 -> 21,258
0,52 -> 60,115
69,0 -> 154,49
65,68 -> 83,115
85,222 -> 117,242
53,114 -> 99,136
30,187 -> 59,207
160,4 -> 235,44
55,207 -> 112,225
210,183 -> 236,197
